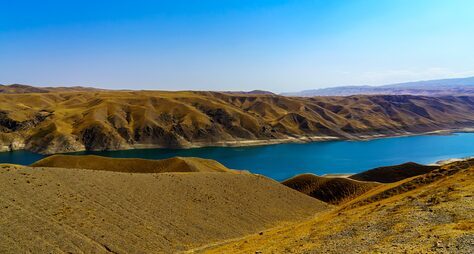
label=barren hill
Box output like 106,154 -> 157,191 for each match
0,84 -> 103,94
203,159 -> 474,253
0,165 -> 328,253
350,162 -> 439,183
1,89 -> 474,154
282,174 -> 380,204
0,84 -> 49,94
32,154 -> 233,173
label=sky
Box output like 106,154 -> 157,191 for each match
1,0 -> 474,92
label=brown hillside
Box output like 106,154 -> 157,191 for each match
350,162 -> 439,183
0,84 -> 103,94
204,159 -> 474,254
282,174 -> 380,204
0,165 -> 328,253
1,90 -> 474,154
0,84 -> 49,94
32,154 -> 233,173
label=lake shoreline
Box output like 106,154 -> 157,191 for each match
1,127 -> 474,156
1,129 -> 474,180
65,126 -> 474,154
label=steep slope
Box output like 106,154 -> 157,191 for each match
1,90 -> 474,154
32,154 -> 233,173
350,162 -> 439,183
203,159 -> 474,253
282,174 -> 380,204
0,165 -> 328,253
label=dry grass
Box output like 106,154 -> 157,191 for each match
32,154 -> 234,173
1,90 -> 474,154
282,174 -> 380,204
0,164 -> 328,253
202,159 -> 474,253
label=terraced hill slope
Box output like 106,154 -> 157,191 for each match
203,159 -> 474,253
1,89 -> 474,154
282,174 -> 380,204
0,165 -> 328,253
32,154 -> 234,173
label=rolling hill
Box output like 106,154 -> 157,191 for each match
282,162 -> 441,205
1,88 -> 474,154
0,163 -> 328,253
350,162 -> 439,183
31,154 -> 234,173
282,174 -> 380,204
1,153 -> 472,253
0,84 -> 104,94
203,159 -> 474,253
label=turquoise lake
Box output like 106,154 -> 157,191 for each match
1,132 -> 474,181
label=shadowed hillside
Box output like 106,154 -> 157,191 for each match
32,154 -> 233,173
283,162 -> 440,204
1,89 -> 474,154
0,164 -> 328,253
350,162 -> 439,183
282,174 -> 380,204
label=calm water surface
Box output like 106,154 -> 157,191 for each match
1,133 -> 474,181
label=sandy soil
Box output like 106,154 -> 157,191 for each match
31,155 -> 235,173
0,165 -> 328,253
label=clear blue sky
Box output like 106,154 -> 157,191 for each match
1,0 -> 474,92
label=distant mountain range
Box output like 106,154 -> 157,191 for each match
283,76 -> 474,97
0,84 -> 104,94
0,84 -> 276,95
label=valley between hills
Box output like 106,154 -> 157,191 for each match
1,85 -> 474,154
1,85 -> 473,253
4,1 -> 474,253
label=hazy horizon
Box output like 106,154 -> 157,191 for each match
3,75 -> 474,94
2,0 -> 474,93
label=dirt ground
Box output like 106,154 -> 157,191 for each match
0,165 -> 327,253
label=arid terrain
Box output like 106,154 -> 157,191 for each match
1,84 -> 474,154
0,155 -> 472,253
202,159 -> 474,253
31,154 -> 235,173
282,173 -> 381,204
350,162 -> 440,183
0,157 -> 328,253
1,85 -> 474,253
3,1 -> 473,253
